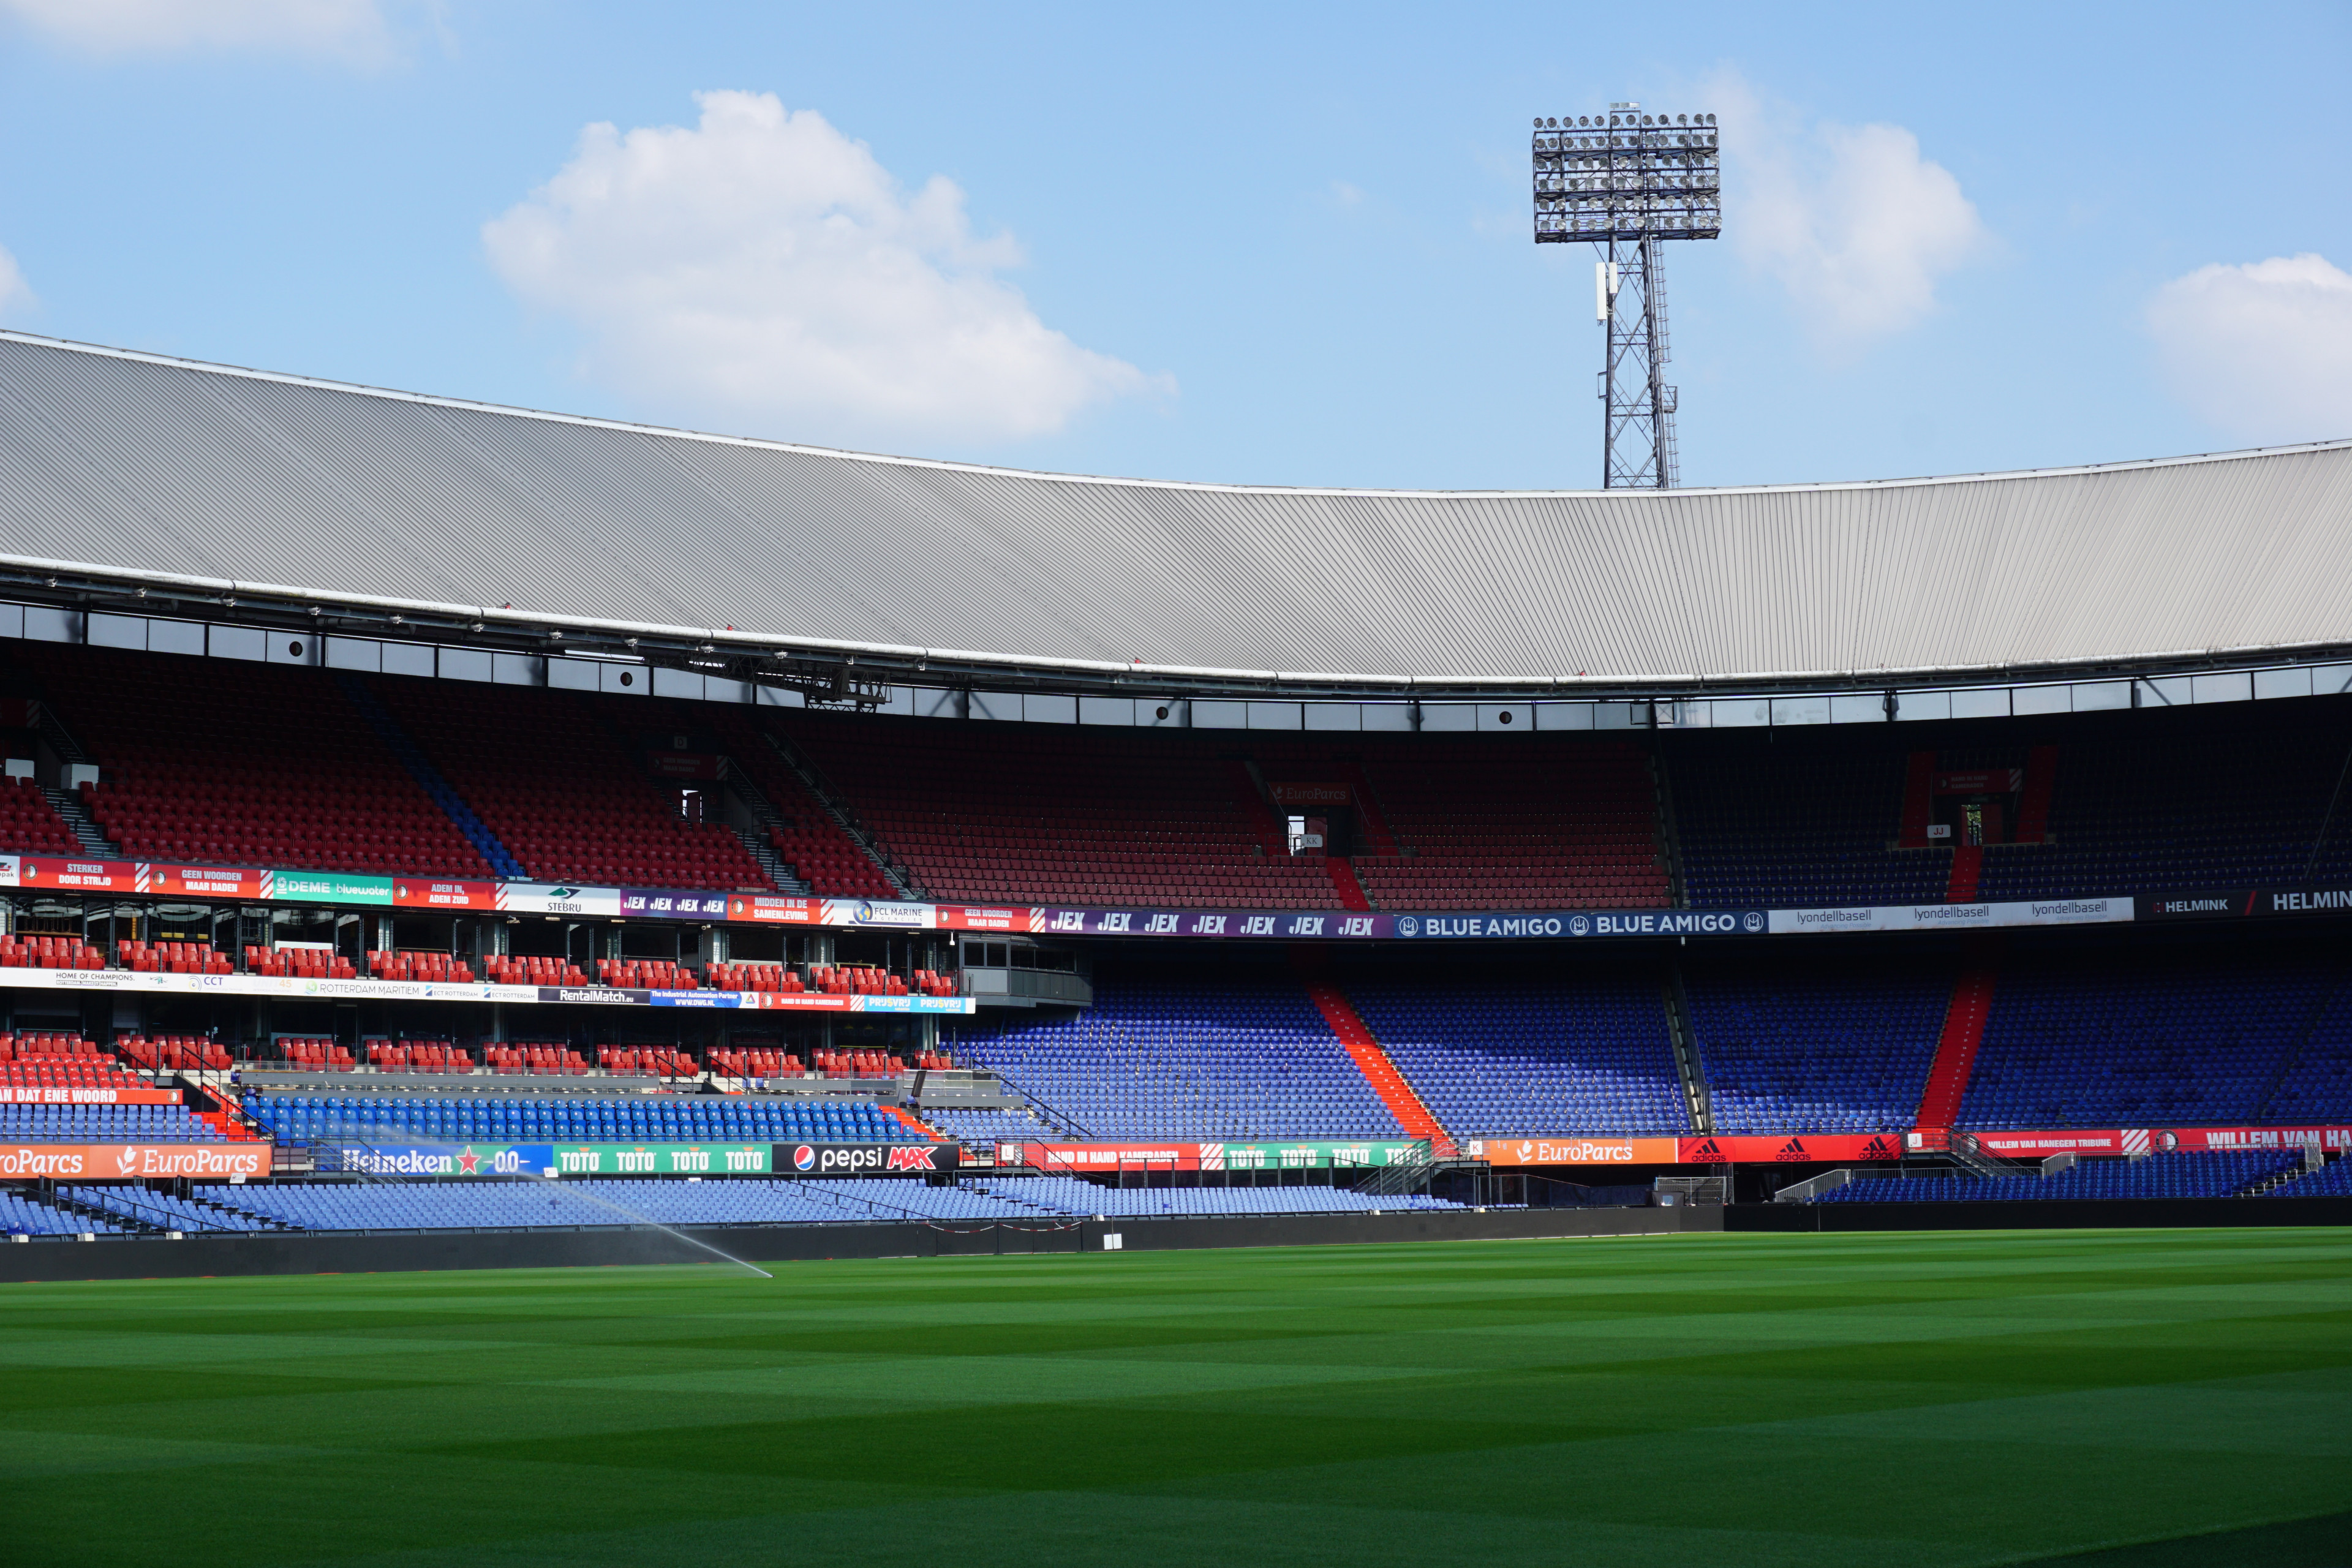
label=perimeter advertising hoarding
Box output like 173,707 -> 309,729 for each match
620,889 -> 731,920
494,882 -> 623,918
1466,1134 -> 1904,1165
323,1144 -> 553,1177
0,1142 -> 273,1179
1962,1125 -> 2352,1157
2139,886 -> 2352,921
265,870 -> 394,905
0,1085 -> 179,1105
149,864 -> 268,899
776,1141 -> 957,1176
0,854 -> 144,892
1003,1140 -> 1430,1171
1768,898 -> 2131,935
393,878 -> 500,911
1468,1136 -> 1681,1165
552,1142 -> 772,1175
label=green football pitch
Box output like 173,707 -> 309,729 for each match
4,1228 -> 2348,1567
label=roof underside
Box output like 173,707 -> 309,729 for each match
2,331 -> 2350,693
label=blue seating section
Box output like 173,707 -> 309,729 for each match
0,1189 -> 116,1235
0,1103 -> 221,1141
922,1106 -> 1055,1148
1341,971 -> 1688,1136
978,1177 -> 1464,1218
1817,1149 -> 2302,1202
1684,961 -> 1948,1133
947,975 -> 1401,1140
59,1185 -> 282,1232
2266,1158 -> 2352,1197
1956,951 -> 2326,1128
2261,984 -> 2352,1124
1675,734 -> 1945,909
241,1093 -> 922,1145
194,1178 -> 1037,1231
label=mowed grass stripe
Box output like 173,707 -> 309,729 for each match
2,1229 -> 2347,1567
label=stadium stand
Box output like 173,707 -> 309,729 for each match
1673,729 -> 1947,909
0,775 -> 83,855
1682,954 -> 1950,1134
1,1191 -> 118,1235
948,966 -> 1404,1139
22,644 -> 494,877
59,1186 -> 282,1233
1954,946 -> 2331,1128
372,677 -> 772,891
1337,963 -> 1689,1136
1817,1149 -> 2305,1202
978,1176 -> 1464,1218
2266,1158 -> 2352,1197
704,712 -> 899,898
777,713 -> 1344,910
240,1091 -> 924,1145
0,1101 -> 221,1140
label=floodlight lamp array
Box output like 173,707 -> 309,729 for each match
1532,107 -> 1721,243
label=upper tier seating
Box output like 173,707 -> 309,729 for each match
0,1101 -> 222,1140
1955,948 -> 2331,1128
0,775 -> 82,855
948,970 -> 1403,1140
704,712 -> 899,898
24,644 -> 492,877
1256,736 -> 1670,910
1339,967 -> 1690,1136
1682,957 -> 1951,1134
481,1041 -> 591,1075
780,714 -> 1343,910
117,1033 -> 232,1071
374,679 -> 772,891
1,934 -> 107,970
1675,730 -> 1946,909
119,940 -> 232,976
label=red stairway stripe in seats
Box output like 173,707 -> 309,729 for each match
1945,845 -> 1983,901
1915,960 -> 1999,1133
1302,979 -> 1454,1156
1325,857 -> 1372,911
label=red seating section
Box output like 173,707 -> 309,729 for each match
377,681 -> 772,891
246,946 -> 358,980
482,1040 -> 590,1075
2,1034 -> 140,1088
116,1033 -> 233,1070
362,1037 -> 472,1072
710,1047 -> 804,1077
780,715 -> 1344,910
121,940 -> 233,975
482,955 -> 590,987
597,959 -> 698,990
812,1048 -> 903,1077
368,949 -> 476,984
2,1031 -> 112,1065
275,1036 -> 354,1071
598,1046 -> 698,1077
705,712 -> 897,897
0,775 -> 81,854
26,645 -> 492,876
706,962 -> 807,995
807,963 -> 909,997
0,933 -> 106,970
1267,737 -> 1671,910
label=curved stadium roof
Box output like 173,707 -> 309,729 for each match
1,330 -> 2349,699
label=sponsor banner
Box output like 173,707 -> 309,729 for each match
393,878 -> 500,910
2141,887 -> 2352,921
1966,1125 -> 2352,1157
150,864 -> 268,899
552,1142 -> 772,1176
936,905 -> 1031,932
645,752 -> 725,782
1267,782 -> 1352,805
0,1086 -> 179,1104
494,882 -> 622,918
326,1143 -> 552,1177
1400,910 -> 1764,940
621,889 -> 732,921
725,894 -> 824,925
823,899 -> 935,930
1676,1134 -> 1906,1164
0,967 -> 978,1014
0,1142 -> 273,1180
0,854 -> 145,892
1768,898 -> 2132,936
1003,1140 -> 1428,1172
777,1141 -> 957,1177
267,869 -> 394,905
1469,1136 -> 1681,1165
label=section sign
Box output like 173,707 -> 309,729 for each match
775,1141 -> 957,1176
552,1142 -> 772,1175
0,1142 -> 273,1179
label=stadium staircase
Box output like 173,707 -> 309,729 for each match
1226,760 -> 1292,859
703,760 -> 810,894
881,1103 -> 948,1141
1302,980 -> 1456,1155
1944,845 -> 1983,900
753,730 -> 923,898
1661,970 -> 1714,1134
1325,858 -> 1372,910
339,676 -> 527,876
26,699 -> 121,856
1913,957 -> 1999,1138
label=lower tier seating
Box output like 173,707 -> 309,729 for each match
0,1191 -> 121,1235
1683,958 -> 1950,1134
1817,1149 -> 2305,1202
0,1102 -> 221,1140
984,1176 -> 1464,1218
1340,965 -> 1689,1136
946,970 -> 1403,1140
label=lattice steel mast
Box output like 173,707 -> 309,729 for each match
1532,102 -> 1720,489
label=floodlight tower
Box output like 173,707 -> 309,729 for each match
1532,102 -> 1721,488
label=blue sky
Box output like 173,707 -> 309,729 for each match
0,0 -> 2346,490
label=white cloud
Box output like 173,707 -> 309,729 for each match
1711,74 -> 1989,349
0,241 -> 32,320
0,0 -> 391,59
2146,254 -> 2352,443
483,91 -> 1165,448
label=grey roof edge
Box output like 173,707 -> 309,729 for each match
6,328 -> 2347,503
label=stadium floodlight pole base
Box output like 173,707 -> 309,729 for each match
1600,235 -> 1678,491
